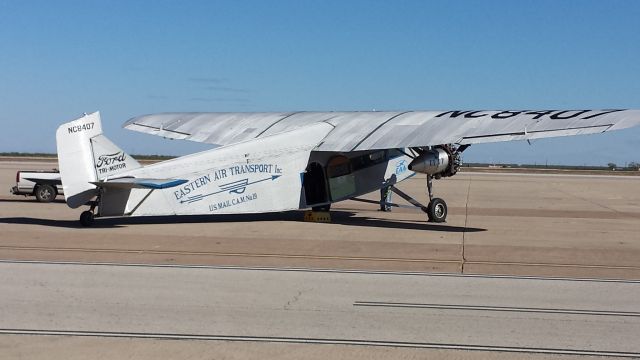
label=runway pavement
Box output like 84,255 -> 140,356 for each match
1,261 -> 640,358
1,158 -> 640,359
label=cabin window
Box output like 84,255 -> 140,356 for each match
326,155 -> 351,178
326,155 -> 356,201
351,150 -> 388,172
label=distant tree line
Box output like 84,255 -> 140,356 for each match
463,162 -> 640,171
0,152 -> 175,161
609,162 -> 640,171
1,152 -> 638,171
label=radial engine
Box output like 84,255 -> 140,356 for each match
407,145 -> 466,179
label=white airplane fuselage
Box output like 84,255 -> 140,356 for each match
98,148 -> 414,218
56,113 -> 414,219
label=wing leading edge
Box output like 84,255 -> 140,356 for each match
123,109 -> 640,151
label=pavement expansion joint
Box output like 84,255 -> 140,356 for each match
1,329 -> 639,358
1,259 -> 640,283
353,301 -> 640,317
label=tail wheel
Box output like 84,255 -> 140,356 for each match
35,184 -> 56,203
80,211 -> 94,227
427,198 -> 447,223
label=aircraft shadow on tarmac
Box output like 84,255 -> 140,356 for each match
0,210 -> 485,232
0,198 -> 66,204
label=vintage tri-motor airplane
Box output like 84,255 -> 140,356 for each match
56,110 -> 640,226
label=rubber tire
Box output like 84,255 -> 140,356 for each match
35,184 -> 56,203
427,198 -> 447,223
80,211 -> 95,227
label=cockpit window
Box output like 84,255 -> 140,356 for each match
369,150 -> 385,162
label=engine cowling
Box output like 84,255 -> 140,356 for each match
408,146 -> 460,178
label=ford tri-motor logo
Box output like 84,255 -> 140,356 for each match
96,151 -> 126,169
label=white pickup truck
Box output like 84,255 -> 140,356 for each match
10,170 -> 64,202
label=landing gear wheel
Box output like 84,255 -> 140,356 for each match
35,184 -> 56,203
427,198 -> 447,223
80,211 -> 95,227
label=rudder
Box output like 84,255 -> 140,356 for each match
56,112 -> 140,208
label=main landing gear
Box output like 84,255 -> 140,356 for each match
350,173 -> 448,223
384,175 -> 447,223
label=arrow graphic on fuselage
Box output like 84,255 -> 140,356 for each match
181,174 -> 282,204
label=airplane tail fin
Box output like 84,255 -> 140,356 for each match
56,112 -> 141,208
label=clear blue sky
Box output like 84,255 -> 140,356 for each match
1,0 -> 639,165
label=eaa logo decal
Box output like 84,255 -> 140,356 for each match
395,160 -> 407,175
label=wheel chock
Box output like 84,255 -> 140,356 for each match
304,211 -> 331,223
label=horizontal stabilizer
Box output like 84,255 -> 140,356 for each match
91,177 -> 188,190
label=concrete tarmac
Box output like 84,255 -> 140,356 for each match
1,159 -> 640,359
1,261 -> 640,358
1,159 -> 639,278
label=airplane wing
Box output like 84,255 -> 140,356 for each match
123,110 -> 640,151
